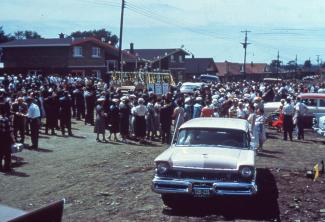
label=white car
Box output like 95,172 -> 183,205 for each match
152,118 -> 257,208
180,82 -> 205,94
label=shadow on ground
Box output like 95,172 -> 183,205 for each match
162,168 -> 280,221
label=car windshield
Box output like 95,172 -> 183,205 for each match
176,128 -> 249,148
182,85 -> 199,90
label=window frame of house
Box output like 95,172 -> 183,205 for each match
92,47 -> 101,58
170,54 -> 175,63
73,46 -> 83,57
179,55 -> 183,63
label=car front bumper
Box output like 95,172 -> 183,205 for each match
152,176 -> 258,196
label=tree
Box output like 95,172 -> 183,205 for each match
270,59 -> 282,73
0,26 -> 14,43
69,28 -> 118,46
304,59 -> 312,68
14,30 -> 42,40
285,60 -> 297,72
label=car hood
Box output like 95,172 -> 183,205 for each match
155,146 -> 255,170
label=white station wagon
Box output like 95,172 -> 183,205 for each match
152,118 -> 257,208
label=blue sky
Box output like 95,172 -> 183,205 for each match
1,0 -> 325,64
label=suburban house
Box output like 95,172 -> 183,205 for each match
123,44 -> 218,82
215,61 -> 271,81
0,36 -> 134,79
123,44 -> 190,82
183,58 -> 218,81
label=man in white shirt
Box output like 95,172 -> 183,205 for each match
26,97 -> 41,149
295,98 -> 308,140
282,98 -> 294,141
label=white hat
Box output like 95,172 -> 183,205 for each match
97,97 -> 105,102
195,97 -> 202,102
185,97 -> 191,103
121,96 -> 128,101
112,98 -> 119,103
138,98 -> 145,104
212,95 -> 219,100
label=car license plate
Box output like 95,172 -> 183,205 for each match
193,189 -> 210,197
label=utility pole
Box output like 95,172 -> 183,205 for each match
295,54 -> 298,78
118,0 -> 125,72
241,30 -> 251,79
276,50 -> 280,80
317,55 -> 320,67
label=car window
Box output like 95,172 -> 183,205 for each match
302,99 -> 316,106
319,99 -> 325,107
176,128 -> 249,148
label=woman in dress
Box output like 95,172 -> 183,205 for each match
146,98 -> 155,140
119,97 -> 131,143
247,104 -> 256,145
134,98 -> 148,143
94,97 -> 107,142
108,98 -> 120,141
153,98 -> 162,139
173,99 -> 185,131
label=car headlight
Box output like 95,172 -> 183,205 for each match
156,162 -> 170,176
240,166 -> 254,178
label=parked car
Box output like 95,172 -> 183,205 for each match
198,74 -> 220,83
264,93 -> 325,128
179,82 -> 205,94
313,113 -> 325,136
152,118 -> 257,209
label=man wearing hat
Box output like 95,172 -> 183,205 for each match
59,91 -> 73,136
11,97 -> 28,143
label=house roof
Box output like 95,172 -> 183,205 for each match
124,48 -> 189,61
245,63 -> 270,75
0,37 -> 136,59
0,38 -> 72,47
183,58 -> 217,74
215,62 -> 242,77
215,61 -> 269,77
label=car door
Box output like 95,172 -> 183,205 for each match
318,98 -> 325,114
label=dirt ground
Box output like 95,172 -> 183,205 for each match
1,120 -> 325,222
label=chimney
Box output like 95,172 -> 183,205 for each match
59,33 -> 65,39
225,61 -> 229,74
130,42 -> 134,54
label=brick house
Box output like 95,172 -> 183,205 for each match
215,61 -> 270,81
182,58 -> 217,81
0,37 -> 134,79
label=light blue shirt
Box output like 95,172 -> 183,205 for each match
192,103 -> 202,118
27,103 -> 41,119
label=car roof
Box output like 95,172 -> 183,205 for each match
298,93 -> 325,100
179,118 -> 249,132
182,82 -> 205,86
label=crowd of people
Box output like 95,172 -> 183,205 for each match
0,73 -> 324,172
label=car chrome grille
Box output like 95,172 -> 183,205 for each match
164,170 -> 240,182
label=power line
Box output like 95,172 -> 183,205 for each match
118,0 -> 125,71
125,0 -> 236,41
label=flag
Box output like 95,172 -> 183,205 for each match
314,164 -> 319,181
